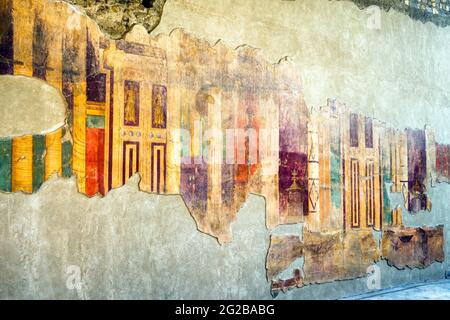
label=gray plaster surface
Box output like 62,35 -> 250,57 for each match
342,279 -> 450,300
0,174 -> 270,299
0,174 -> 447,299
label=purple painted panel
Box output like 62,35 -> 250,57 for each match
221,164 -> 235,207
86,31 -> 106,103
365,117 -> 373,148
62,35 -> 81,128
124,80 -> 140,126
181,162 -> 208,214
32,14 -> 48,80
152,84 -> 167,129
278,97 -> 308,217
350,113 -> 359,148
0,0 -> 14,75
407,129 -> 427,212
279,151 -> 308,216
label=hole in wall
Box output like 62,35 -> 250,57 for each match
142,0 -> 154,9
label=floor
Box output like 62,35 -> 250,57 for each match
342,279 -> 450,300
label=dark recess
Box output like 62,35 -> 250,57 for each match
142,0 -> 154,8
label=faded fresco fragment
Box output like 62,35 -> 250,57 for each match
0,0 -> 308,243
267,99 -> 445,295
382,225 -> 445,269
436,142 -> 450,183
0,0 -> 446,296
266,235 -> 303,280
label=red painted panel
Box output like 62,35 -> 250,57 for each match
86,128 -> 105,197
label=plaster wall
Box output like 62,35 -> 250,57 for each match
0,0 -> 449,299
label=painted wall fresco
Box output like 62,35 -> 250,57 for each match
382,225 -> 444,269
436,143 -> 450,183
0,0 -> 446,296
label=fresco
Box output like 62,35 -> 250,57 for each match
382,225 -> 445,269
436,143 -> 450,183
0,0 -> 446,296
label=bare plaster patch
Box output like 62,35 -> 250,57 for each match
0,174 -> 270,299
0,75 -> 66,137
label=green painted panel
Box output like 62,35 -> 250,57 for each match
383,182 -> 392,225
382,146 -> 392,183
0,138 -> 12,192
32,135 -> 46,192
330,127 -> 341,208
86,115 -> 105,129
62,140 -> 73,178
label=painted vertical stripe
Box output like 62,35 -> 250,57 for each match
45,128 -> 62,180
0,0 -> 14,75
122,141 -> 139,186
32,134 -> 45,192
85,128 -> 105,196
85,128 -> 98,196
32,14 -> 48,80
97,131 -> 105,195
106,68 -> 114,192
383,185 -> 392,225
62,37 -> 75,128
12,135 -> 33,193
151,143 -> 166,194
378,137 -> 384,231
0,137 -> 12,192
72,83 -> 86,193
330,123 -> 341,208
157,149 -> 161,193
129,148 -> 134,179
62,140 -> 73,178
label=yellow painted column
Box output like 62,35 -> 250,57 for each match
12,0 -> 34,77
166,84 -> 181,194
12,135 -> 33,193
45,128 -> 62,179
70,17 -> 87,194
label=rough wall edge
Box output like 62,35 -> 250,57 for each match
336,0 -> 450,28
60,0 -> 167,39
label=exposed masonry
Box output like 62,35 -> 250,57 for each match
63,0 -> 167,39
62,0 -> 450,37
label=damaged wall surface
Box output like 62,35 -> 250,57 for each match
341,0 -> 450,27
1,0 -> 450,300
63,0 -> 167,39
